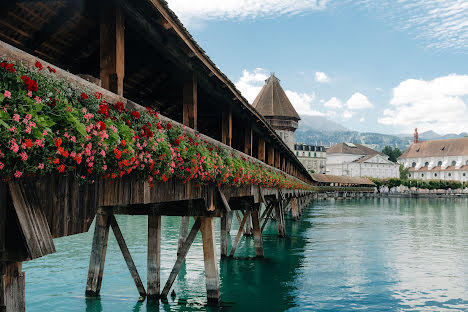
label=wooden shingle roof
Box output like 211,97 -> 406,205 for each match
252,74 -> 300,120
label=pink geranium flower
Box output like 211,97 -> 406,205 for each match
4,90 -> 11,99
14,171 -> 22,178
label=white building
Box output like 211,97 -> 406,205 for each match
398,135 -> 468,182
326,142 -> 400,179
294,143 -> 326,174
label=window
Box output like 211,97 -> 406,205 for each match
421,174 -> 424,177
308,152 -> 311,157
463,173 -> 466,177
296,152 -> 298,156
434,173 -> 437,177
466,160 -> 468,165
438,161 -> 442,166
314,152 -> 316,157
452,160 -> 456,166
448,173 -> 452,177
412,162 -> 416,167
409,174 -> 412,177
425,162 -> 429,167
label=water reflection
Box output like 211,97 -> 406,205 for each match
23,198 -> 468,311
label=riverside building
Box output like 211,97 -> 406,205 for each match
294,143 -> 326,174
326,142 -> 400,179
398,129 -> 468,182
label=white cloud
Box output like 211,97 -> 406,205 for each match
355,0 -> 468,52
315,71 -> 330,83
285,90 -> 324,116
359,117 -> 365,122
378,74 -> 468,134
345,92 -> 374,109
326,110 -> 337,118
235,68 -> 324,117
166,0 -> 330,25
235,68 -> 269,103
343,110 -> 354,119
323,97 -> 342,109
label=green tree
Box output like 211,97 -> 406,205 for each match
382,145 -> 403,162
399,164 -> 409,180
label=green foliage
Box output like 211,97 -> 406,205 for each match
382,145 -> 402,162
399,164 -> 409,180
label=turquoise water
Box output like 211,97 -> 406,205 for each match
23,198 -> 468,311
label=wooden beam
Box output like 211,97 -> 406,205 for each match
177,216 -> 190,256
100,0 -> 124,95
244,128 -> 252,155
183,72 -> 197,129
222,107 -> 232,146
0,185 -> 6,253
258,136 -> 265,162
275,150 -> 281,169
200,217 -> 220,303
147,215 -> 161,299
229,211 -> 249,257
220,211 -> 228,258
217,188 -> 231,212
161,218 -> 201,298
86,207 -> 111,296
273,201 -> 286,237
261,205 -> 274,233
250,210 -> 264,258
109,216 -> 146,297
267,145 -> 274,167
0,262 -> 25,312
291,198 -> 299,221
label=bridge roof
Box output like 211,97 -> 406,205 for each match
311,174 -> 375,186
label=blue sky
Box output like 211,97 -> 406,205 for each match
166,0 -> 468,135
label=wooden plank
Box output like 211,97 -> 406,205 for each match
220,212 -> 228,258
177,216 -> 190,256
86,207 -> 111,296
260,202 -> 272,220
275,150 -> 281,168
222,107 -> 232,146
183,72 -> 197,129
109,216 -> 146,297
0,262 -> 25,312
200,217 -> 220,302
147,215 -> 161,299
229,211 -> 249,257
291,198 -> 299,221
261,205 -> 274,233
0,185 -> 6,253
267,145 -> 275,166
161,218 -> 201,298
217,188 -> 231,212
274,201 -> 286,237
250,210 -> 264,258
100,0 -> 125,95
8,182 -> 55,260
244,128 -> 252,155
258,136 -> 265,162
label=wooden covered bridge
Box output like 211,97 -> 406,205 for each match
0,0 -> 322,310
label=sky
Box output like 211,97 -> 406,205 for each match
165,0 -> 468,135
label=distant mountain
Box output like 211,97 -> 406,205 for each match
395,130 -> 468,140
298,115 -> 347,132
295,130 -> 412,152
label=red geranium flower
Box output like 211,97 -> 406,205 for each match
47,65 -> 56,73
131,111 -> 140,119
81,92 -> 88,100
166,123 -> 172,130
114,101 -> 125,113
97,102 -> 109,118
96,121 -> 106,131
20,75 -> 38,92
120,139 -> 126,147
58,164 -> 65,173
35,61 -> 43,70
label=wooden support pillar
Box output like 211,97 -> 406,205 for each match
177,216 -> 190,255
275,151 -> 281,169
0,262 -> 25,312
183,72 -> 197,129
274,201 -> 286,237
243,211 -> 253,236
291,197 -> 299,221
147,215 -> 161,299
244,128 -> 253,155
250,209 -> 264,258
162,218 -> 201,298
258,136 -> 265,162
100,0 -> 124,96
222,107 -> 232,146
200,217 -> 220,303
267,145 -> 274,166
86,207 -> 111,297
230,212 -> 249,257
220,212 -> 229,258
109,216 -> 146,297
0,185 -> 5,256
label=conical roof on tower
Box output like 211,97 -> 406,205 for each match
252,74 -> 300,120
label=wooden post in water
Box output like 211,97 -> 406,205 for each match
200,217 -> 220,303
86,207 -> 111,297
291,197 -> 299,221
147,215 -> 161,299
220,212 -> 229,258
250,207 -> 264,258
0,262 -> 25,312
274,200 -> 286,237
